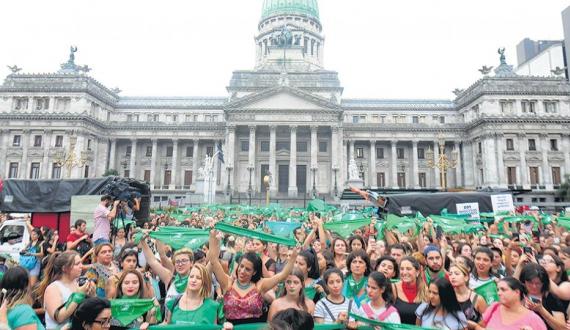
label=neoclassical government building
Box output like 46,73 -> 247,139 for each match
1,0 -> 570,206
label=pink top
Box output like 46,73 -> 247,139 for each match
223,287 -> 264,321
93,204 -> 110,242
483,303 -> 546,330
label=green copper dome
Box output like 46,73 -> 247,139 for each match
261,0 -> 320,21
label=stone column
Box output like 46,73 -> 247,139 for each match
495,134 -> 506,187
20,130 -> 29,179
170,139 -> 178,189
0,130 -> 7,178
72,134 -> 85,179
563,134 -> 570,178
412,140 -> 419,188
540,134 -> 552,189
288,125 -> 298,197
391,140 -> 398,188
349,140 -> 355,160
462,141 -> 474,188
92,138 -> 99,178
248,126 -> 256,192
42,130 -> 52,178
150,139 -> 158,189
129,138 -> 137,179
340,129 -> 346,187
482,134 -> 498,187
191,139 -> 199,190
455,142 -> 463,188
433,141 -> 441,189
518,134 -> 528,188
369,141 -> 376,187
227,126 -> 236,192
109,139 -> 117,171
310,125 -> 318,191
472,141 -> 479,187
266,125 -> 275,193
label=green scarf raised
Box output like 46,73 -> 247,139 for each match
150,227 -> 210,250
111,298 -> 161,326
324,218 -> 371,239
173,273 -> 189,294
215,222 -> 297,246
349,312 -> 437,330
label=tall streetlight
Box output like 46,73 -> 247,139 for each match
247,166 -> 254,206
425,136 -> 458,190
311,166 -> 318,198
332,165 -> 339,197
263,171 -> 272,206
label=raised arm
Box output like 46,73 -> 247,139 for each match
207,230 -> 231,293
141,236 -> 173,286
156,240 -> 174,274
259,245 -> 299,294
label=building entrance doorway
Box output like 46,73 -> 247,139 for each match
278,164 -> 289,193
297,165 -> 307,194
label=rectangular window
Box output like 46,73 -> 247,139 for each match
185,114 -> 192,122
166,146 -> 173,157
184,170 -> 193,186
418,173 -> 427,188
439,116 -> 445,124
146,146 -> 152,157
172,115 -> 178,122
30,162 -> 40,179
377,173 -> 386,187
521,100 -> 536,113
124,169 -> 130,178
276,141 -> 290,151
8,163 -> 18,178
397,148 -> 405,159
212,115 -> 218,122
376,148 -> 384,159
477,142 -> 482,154
127,114 -> 132,122
164,170 -> 172,186
206,146 -> 213,156
529,167 -> 539,185
412,116 -> 419,124
506,139 -> 514,151
87,139 -> 92,151
241,141 -> 249,152
507,167 -> 517,185
144,170 -> 151,182
500,100 -> 515,114
260,141 -> 270,152
55,135 -> 63,147
528,139 -> 536,151
550,139 -> 558,151
186,146 -> 194,157
83,165 -> 89,178
356,147 -> 364,158
126,146 -> 132,157
418,148 -> 425,159
552,167 -> 561,185
352,116 -> 359,124
153,114 -> 159,122
543,101 -> 558,113
134,114 -> 139,122
397,172 -> 406,188
297,142 -> 308,152
319,141 -> 327,153
51,163 -> 61,179
33,135 -> 42,147
14,97 -> 28,110
12,135 -> 21,147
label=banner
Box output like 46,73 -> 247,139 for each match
149,227 -> 210,250
349,312 -> 437,330
265,221 -> 302,238
491,194 -> 514,214
474,280 -> 499,304
324,218 -> 371,238
111,298 -> 159,326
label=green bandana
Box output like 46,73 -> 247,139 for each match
474,280 -> 499,304
150,227 -> 210,250
215,222 -> 297,246
346,274 -> 367,299
324,218 -> 371,238
173,273 -> 189,294
349,312 -> 437,330
111,298 -> 161,326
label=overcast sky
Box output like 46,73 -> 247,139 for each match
0,1 -> 568,100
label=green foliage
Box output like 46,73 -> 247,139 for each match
103,168 -> 119,177
556,175 -> 570,201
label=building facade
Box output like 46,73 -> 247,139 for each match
1,0 -> 570,206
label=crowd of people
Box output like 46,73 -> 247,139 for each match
0,195 -> 570,330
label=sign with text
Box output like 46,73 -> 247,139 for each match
491,194 -> 515,214
456,202 -> 480,219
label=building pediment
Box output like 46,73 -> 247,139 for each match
225,86 -> 341,112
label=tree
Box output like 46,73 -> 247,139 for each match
556,174 -> 570,201
103,169 -> 119,177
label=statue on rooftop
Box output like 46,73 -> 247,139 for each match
478,65 -> 493,75
6,65 -> 22,73
277,25 -> 293,47
498,48 -> 506,65
69,46 -> 78,64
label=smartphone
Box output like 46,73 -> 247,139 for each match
523,246 -> 533,255
78,276 -> 88,286
529,296 -> 541,304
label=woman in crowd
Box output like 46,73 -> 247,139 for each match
392,256 -> 426,325
85,243 -> 120,298
109,269 -> 160,329
331,238 -> 348,273
473,277 -> 547,330
111,227 -> 128,259
2,266 -> 44,330
347,236 -> 366,253
208,230 -> 299,324
518,263 -> 566,330
268,268 -> 315,321
295,249 -> 323,302
342,250 -> 371,307
68,297 -> 111,330
24,228 -> 44,285
375,255 -> 399,280
456,243 -> 473,260
252,239 -> 276,278
141,235 -> 194,306
355,271 -> 400,323
37,251 -> 95,330
416,277 -> 468,329
448,263 -> 487,323
314,268 -> 358,324
470,247 -> 498,289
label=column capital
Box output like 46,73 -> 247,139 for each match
193,138 -> 199,144
412,139 -> 419,146
310,125 -> 318,132
249,125 -> 256,133
269,125 -> 277,132
130,138 -> 137,143
290,125 -> 298,131
370,140 -> 376,147
151,138 -> 158,143
172,138 -> 179,145
391,140 -> 398,146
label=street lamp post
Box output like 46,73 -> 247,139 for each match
247,166 -> 254,206
426,136 -> 458,191
311,166 -> 317,198
332,166 -> 339,197
226,166 -> 232,196
263,171 -> 272,206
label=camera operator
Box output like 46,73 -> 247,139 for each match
113,192 -> 141,240
93,195 -> 120,246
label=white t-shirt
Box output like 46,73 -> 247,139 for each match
354,302 -> 401,324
